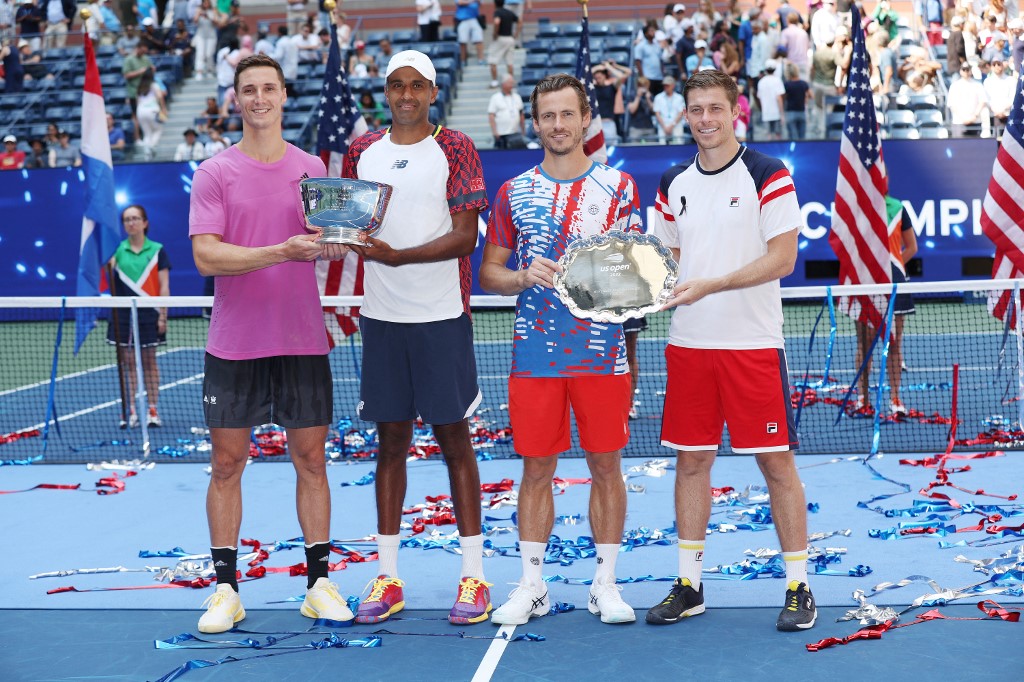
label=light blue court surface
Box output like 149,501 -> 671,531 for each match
1,453 -> 1022,680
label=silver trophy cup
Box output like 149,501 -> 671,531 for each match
300,177 -> 394,244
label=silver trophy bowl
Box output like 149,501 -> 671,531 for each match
300,177 -> 394,244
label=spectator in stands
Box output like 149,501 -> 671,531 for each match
84,0 -> 109,45
25,136 -> 47,167
135,74 -> 167,159
95,0 -> 121,39
347,39 -> 373,77
359,88 -> 385,130
1010,18 -> 1024,73
122,41 -> 154,135
195,95 -> 222,132
0,36 -> 24,91
295,21 -> 319,63
191,0 -> 216,78
982,32 -> 1010,63
214,1 -> 242,53
747,18 -> 770,78
947,15 -> 967,75
375,37 -> 395,71
833,24 -> 852,92
691,0 -> 719,35
175,127 -> 206,160
654,74 -> 686,142
167,0 -> 191,27
416,0 -> 442,43
734,6 -> 756,75
985,58 -> 1016,136
136,0 -> 156,24
0,1 -> 15,45
218,83 -> 241,131
757,58 -> 785,139
15,0 -> 46,53
734,76 -> 751,142
686,38 -> 715,73
43,0 -> 75,50
455,0 -> 484,65
592,60 -> 628,142
709,19 -> 734,53
781,62 -> 811,139
948,63 -> 990,136
48,128 -> 81,167
779,12 -> 809,79
107,112 -> 126,161
116,23 -> 139,56
138,17 -> 165,53
716,38 -> 742,77
871,0 -> 900,43
875,32 -> 899,95
663,3 -> 685,40
215,36 -> 238,102
897,46 -> 941,94
204,123 -> 229,155
810,33 -> 837,110
286,0 -> 305,34
328,8 -> 351,50
675,19 -> 697,78
488,73 -> 525,148
626,75 -> 657,141
43,120 -> 58,146
923,0 -> 944,46
488,0 -> 517,88
810,0 -> 838,50
167,18 -> 194,78
0,133 -> 25,170
115,0 -> 134,29
253,23 -> 275,56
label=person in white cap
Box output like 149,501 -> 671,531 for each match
343,49 -> 492,626
810,0 -> 838,51
1009,18 -> 1024,74
1,134 -> 25,170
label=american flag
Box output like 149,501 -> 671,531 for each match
826,5 -> 890,327
315,21 -> 369,346
982,74 -> 1024,325
575,13 -> 608,163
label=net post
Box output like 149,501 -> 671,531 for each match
130,299 -> 150,458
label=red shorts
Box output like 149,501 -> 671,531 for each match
509,374 -> 631,457
661,346 -> 798,454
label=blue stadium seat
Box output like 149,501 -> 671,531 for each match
916,109 -> 944,127
284,112 -> 311,129
441,27 -> 457,41
603,36 -> 632,52
887,127 -> 920,139
562,24 -> 583,38
520,68 -> 545,86
523,40 -> 546,53
44,106 -> 69,120
524,52 -> 549,68
391,30 -> 417,44
826,112 -> 845,139
613,22 -> 636,37
606,50 -> 630,65
886,109 -> 916,129
590,23 -> 611,37
550,53 -> 576,68
536,24 -> 560,38
917,126 -> 949,138
365,31 -> 390,44
551,38 -> 578,54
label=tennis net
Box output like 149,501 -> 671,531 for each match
2,280 -> 1023,464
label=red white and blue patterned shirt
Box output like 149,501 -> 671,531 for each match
487,162 -> 643,378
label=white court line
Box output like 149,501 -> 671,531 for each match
19,373 -> 203,432
471,624 -> 516,682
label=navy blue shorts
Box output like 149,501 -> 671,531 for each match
202,353 -> 333,429
358,313 -> 481,425
622,316 -> 647,333
892,267 -> 915,316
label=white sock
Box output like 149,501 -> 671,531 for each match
593,544 -> 619,585
678,539 -> 706,588
519,540 -> 547,587
783,550 -> 809,587
459,534 -> 485,580
376,533 -> 401,578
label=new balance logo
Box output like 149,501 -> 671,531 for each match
391,159 -> 409,169
678,196 -> 687,215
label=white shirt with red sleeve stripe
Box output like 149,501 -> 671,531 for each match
649,146 -> 803,350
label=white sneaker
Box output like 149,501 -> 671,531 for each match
301,577 -> 354,622
489,80 -> 499,88
128,410 -> 139,428
588,580 -> 636,624
628,401 -> 640,420
197,584 -> 245,633
491,580 -> 550,625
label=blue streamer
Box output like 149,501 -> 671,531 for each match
869,283 -> 899,457
794,299 -> 826,429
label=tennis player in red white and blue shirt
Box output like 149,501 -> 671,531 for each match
481,73 -> 642,627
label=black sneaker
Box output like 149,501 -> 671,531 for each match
645,578 -> 705,624
776,580 -> 817,631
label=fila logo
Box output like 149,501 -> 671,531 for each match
603,253 -> 625,264
767,422 -> 778,434
695,551 -> 704,561
391,159 -> 409,169
729,197 -> 740,207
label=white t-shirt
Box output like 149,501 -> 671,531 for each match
487,90 -> 523,136
650,146 -> 803,349
344,125 -> 488,323
416,0 -> 442,25
757,74 -> 786,122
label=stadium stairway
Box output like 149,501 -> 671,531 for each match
445,50 -> 526,151
152,77 -> 218,161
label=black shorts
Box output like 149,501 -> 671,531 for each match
622,316 -> 647,334
202,353 -> 333,429
358,313 -> 481,425
892,267 -> 915,316
106,307 -> 165,347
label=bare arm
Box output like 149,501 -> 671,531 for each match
191,232 -> 325,277
478,241 -> 561,295
350,208 -> 479,266
663,229 -> 798,308
157,267 -> 169,333
900,226 -> 918,264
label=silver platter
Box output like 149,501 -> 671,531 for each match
552,231 -> 678,324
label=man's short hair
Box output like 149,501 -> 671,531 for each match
530,73 -> 590,122
682,68 -> 739,108
234,54 -> 287,93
